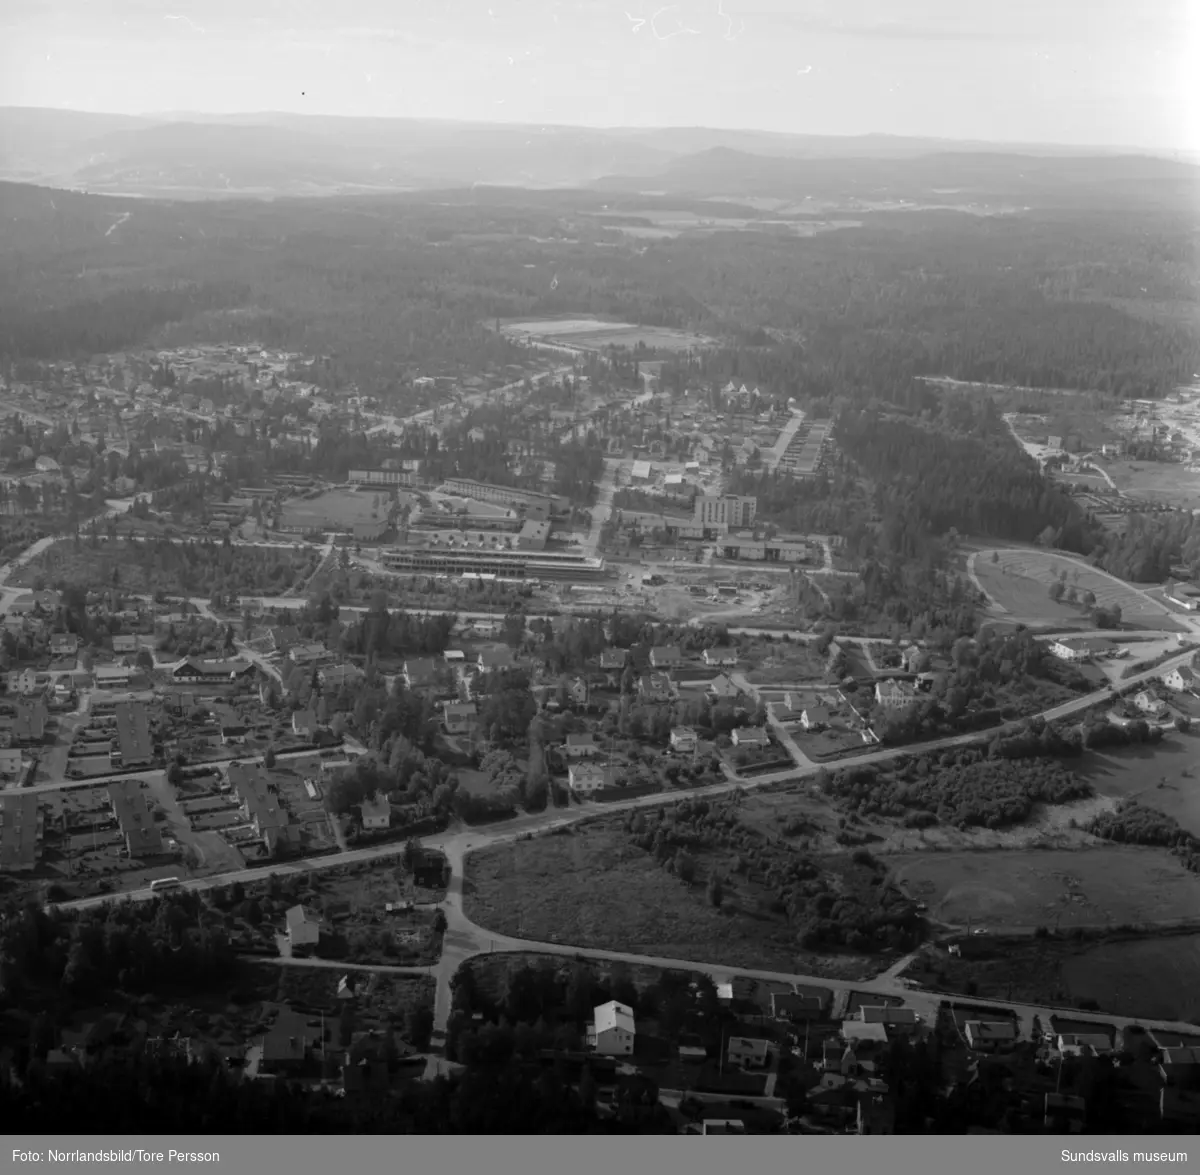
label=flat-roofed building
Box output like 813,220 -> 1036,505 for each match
114,701 -> 154,768
693,494 -> 757,534
441,478 -> 567,515
228,762 -> 298,854
12,701 -> 48,745
0,793 -> 44,872
380,545 -> 606,582
517,519 -> 551,551
107,780 -> 164,857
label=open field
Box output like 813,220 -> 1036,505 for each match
500,317 -> 714,353
1061,935 -> 1200,1022
741,640 -> 827,684
904,932 -> 1200,1023
892,847 -> 1200,931
278,489 -> 386,531
591,209 -> 862,240
11,539 -> 323,596
1077,735 -> 1200,838
973,548 -> 1181,630
463,819 -> 884,979
1106,460 -> 1200,510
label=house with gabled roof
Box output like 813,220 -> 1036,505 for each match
477,646 -> 515,671
649,646 -> 682,669
563,732 -> 598,759
588,1001 -> 635,1055
285,904 -> 325,949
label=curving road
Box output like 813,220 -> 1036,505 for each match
57,640 -> 1199,912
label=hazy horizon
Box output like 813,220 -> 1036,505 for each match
2,0 -> 1197,154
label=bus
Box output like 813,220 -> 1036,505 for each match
150,877 -> 182,892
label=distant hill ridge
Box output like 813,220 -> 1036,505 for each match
0,106 -> 1192,202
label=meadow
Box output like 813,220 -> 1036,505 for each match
500,317 -> 713,352
892,846 -> 1200,931
277,489 -> 385,531
1061,935 -> 1200,1022
973,548 -> 1180,630
1077,736 -> 1200,838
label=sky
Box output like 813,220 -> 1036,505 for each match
2,0 -> 1197,151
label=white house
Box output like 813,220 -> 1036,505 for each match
1168,583 -> 1200,610
94,665 -> 134,690
726,1036 -> 770,1068
669,726 -> 698,753
964,1020 -> 1017,1051
568,763 -> 620,796
875,680 -> 916,709
649,646 -> 682,670
731,726 -> 770,748
563,733 -> 599,760
1132,690 -> 1168,718
360,794 -> 391,831
285,904 -> 324,948
0,748 -> 23,778
1056,1033 -> 1113,1058
589,1001 -> 635,1055
1162,665 -> 1198,694
702,647 -> 738,668
1049,637 -> 1120,662
1048,638 -> 1091,662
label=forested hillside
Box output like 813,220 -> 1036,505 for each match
735,394 -> 1096,559
1,182 -> 1197,401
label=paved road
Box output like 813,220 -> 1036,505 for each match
57,641 -> 1199,907
581,458 -> 620,557
268,844 -> 1200,1051
365,365 -> 574,437
765,408 -> 806,473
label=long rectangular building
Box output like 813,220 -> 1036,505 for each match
0,793 -> 44,872
114,701 -> 154,768
441,477 -> 569,515
107,780 -> 164,857
694,495 -> 757,534
380,545 -> 607,582
228,763 -> 294,854
348,469 -> 416,487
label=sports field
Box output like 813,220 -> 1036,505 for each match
892,846 -> 1200,930
277,490 -> 386,532
973,548 -> 1180,630
501,317 -> 713,352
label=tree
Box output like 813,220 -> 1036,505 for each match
406,1005 -> 434,1051
1048,580 -> 1065,603
706,875 -> 724,908
263,747 -> 276,769
402,837 -> 422,872
674,850 -> 696,886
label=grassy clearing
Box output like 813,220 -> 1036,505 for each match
1078,735 -> 1200,838
463,818 -> 884,979
1106,460 -> 1200,510
278,490 -> 384,530
904,931 -> 1200,1023
241,962 -> 435,1024
1061,935 -> 1200,1021
893,846 -> 1200,930
974,549 -> 1179,630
